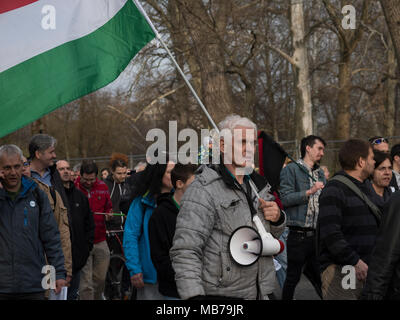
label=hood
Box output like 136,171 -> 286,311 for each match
156,192 -> 178,214
0,176 -> 38,199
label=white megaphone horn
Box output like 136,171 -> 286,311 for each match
228,215 -> 284,266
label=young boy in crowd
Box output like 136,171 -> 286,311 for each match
148,163 -> 197,300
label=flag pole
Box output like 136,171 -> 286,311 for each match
132,1 -> 269,198
133,0 -> 219,133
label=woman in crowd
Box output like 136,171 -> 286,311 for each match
367,150 -> 393,211
122,158 -> 175,300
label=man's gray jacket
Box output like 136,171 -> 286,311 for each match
0,176 -> 66,293
170,164 -> 286,300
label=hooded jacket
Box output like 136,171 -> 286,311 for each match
104,175 -> 130,230
170,164 -> 286,300
75,177 -> 112,244
149,192 -> 179,298
123,193 -> 158,284
0,176 -> 66,293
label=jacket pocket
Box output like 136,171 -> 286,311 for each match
218,251 -> 234,287
218,198 -> 247,235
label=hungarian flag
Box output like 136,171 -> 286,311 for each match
0,0 -> 155,138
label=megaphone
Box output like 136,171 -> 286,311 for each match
228,215 -> 284,266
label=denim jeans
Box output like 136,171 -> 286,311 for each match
275,227 -> 289,288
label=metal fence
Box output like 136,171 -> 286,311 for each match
67,136 -> 400,175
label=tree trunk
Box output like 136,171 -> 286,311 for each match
336,46 -> 352,140
385,37 -> 398,137
180,1 -> 235,124
290,0 -> 313,140
381,0 -> 400,74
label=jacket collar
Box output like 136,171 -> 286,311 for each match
0,176 -> 37,200
211,163 -> 268,193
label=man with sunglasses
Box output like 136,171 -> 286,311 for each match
369,136 -> 398,191
369,136 -> 389,153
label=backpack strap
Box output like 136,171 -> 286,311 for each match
330,175 -> 382,225
49,186 -> 57,207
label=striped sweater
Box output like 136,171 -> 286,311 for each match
317,171 -> 380,273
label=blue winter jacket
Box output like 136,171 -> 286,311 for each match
0,176 -> 66,293
123,194 -> 157,283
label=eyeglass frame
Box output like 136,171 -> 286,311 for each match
370,137 -> 388,145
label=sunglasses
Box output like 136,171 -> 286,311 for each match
371,138 -> 388,145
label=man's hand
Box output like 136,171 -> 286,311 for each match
66,275 -> 72,287
54,279 -> 67,294
354,259 -> 368,282
131,273 -> 144,289
259,198 -> 281,223
306,181 -> 324,196
105,212 -> 113,221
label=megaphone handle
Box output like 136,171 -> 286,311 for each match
253,215 -> 274,239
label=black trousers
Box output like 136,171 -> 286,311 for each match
0,292 -> 45,300
282,231 -> 322,300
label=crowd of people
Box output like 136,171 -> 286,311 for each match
1,114 -> 400,300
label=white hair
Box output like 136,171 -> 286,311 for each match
0,144 -> 24,162
218,114 -> 257,133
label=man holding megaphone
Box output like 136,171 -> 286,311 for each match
170,115 -> 286,300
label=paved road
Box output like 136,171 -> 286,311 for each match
273,273 -> 321,300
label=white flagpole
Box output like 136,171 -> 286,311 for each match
132,0 -> 219,133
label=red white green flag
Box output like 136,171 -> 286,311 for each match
0,0 -> 155,138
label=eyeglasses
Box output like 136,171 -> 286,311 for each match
370,138 -> 388,145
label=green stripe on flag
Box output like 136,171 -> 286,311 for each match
0,0 -> 155,138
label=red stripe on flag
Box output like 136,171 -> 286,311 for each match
0,0 -> 38,14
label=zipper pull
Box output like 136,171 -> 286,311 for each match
24,207 -> 28,226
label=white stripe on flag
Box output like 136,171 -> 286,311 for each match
0,0 -> 127,73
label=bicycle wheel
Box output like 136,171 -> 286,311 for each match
104,254 -> 132,300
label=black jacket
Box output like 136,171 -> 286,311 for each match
64,182 -> 95,273
390,174 -> 399,192
365,179 -> 392,212
104,175 -> 130,230
49,164 -> 75,244
119,171 -> 144,216
148,192 -> 179,298
318,171 -> 380,273
361,191 -> 400,300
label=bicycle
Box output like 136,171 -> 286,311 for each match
104,229 -> 135,300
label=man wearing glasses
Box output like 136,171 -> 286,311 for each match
0,145 -> 66,300
75,160 -> 113,300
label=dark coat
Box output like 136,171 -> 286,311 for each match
64,182 -> 95,273
361,191 -> 400,300
0,177 -> 66,293
148,192 -> 179,298
104,175 -> 130,230
49,164 -> 74,244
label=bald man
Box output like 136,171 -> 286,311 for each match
56,160 -> 95,300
